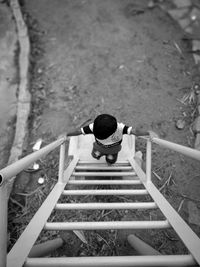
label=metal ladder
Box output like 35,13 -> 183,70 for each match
4,135 -> 200,266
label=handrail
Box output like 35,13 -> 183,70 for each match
0,136 -> 66,186
142,137 -> 200,161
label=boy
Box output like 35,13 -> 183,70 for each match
67,114 -> 155,164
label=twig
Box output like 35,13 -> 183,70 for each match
176,98 -> 187,105
101,210 -> 113,218
152,171 -> 162,181
159,171 -> 172,191
164,231 -> 178,241
115,196 -> 132,202
158,240 -> 167,251
96,233 -> 112,250
174,41 -> 184,57
17,185 -> 45,197
179,193 -> 200,203
10,197 -> 24,209
178,199 -> 185,213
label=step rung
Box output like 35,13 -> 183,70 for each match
44,220 -> 170,230
78,161 -> 130,165
55,202 -> 157,210
68,179 -> 142,185
25,254 -> 196,267
62,189 -> 148,195
75,166 -> 133,170
73,172 -> 136,176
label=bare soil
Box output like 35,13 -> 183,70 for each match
9,0 -> 200,257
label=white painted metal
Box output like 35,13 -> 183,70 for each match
78,161 -> 130,165
7,157 -> 79,267
128,234 -> 161,255
55,202 -> 157,210
68,179 -> 142,185
146,140 -> 152,183
24,254 -> 196,267
44,220 -> 170,230
0,185 -> 7,267
58,143 -> 65,183
152,137 -> 200,161
75,165 -> 133,170
5,134 -> 200,267
62,189 -> 148,195
72,171 -> 136,176
128,157 -> 200,265
28,238 -> 63,258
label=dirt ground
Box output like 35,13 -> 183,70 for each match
9,0 -> 200,257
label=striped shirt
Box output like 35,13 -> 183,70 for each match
81,123 -> 132,148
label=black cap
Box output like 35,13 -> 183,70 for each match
93,114 -> 117,140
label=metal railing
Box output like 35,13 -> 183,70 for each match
144,137 -> 200,184
0,136 -> 67,267
1,134 -> 200,266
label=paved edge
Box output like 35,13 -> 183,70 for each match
7,0 -> 31,198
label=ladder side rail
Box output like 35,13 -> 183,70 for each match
146,139 -> 152,183
7,156 -> 79,267
129,157 -> 200,265
58,142 -> 66,183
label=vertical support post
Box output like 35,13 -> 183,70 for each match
146,139 -> 152,183
58,142 -> 66,183
0,184 -> 8,267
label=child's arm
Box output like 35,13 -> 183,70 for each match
130,128 -> 149,137
130,128 -> 159,139
67,124 -> 93,137
67,129 -> 82,137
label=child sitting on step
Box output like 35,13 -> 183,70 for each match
67,114 -> 156,165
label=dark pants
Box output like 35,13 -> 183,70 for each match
91,142 -> 121,164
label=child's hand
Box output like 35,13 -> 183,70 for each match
58,133 -> 68,141
148,131 -> 159,141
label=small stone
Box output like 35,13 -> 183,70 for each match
193,54 -> 200,65
184,26 -> 193,34
174,0 -> 191,8
176,119 -> 186,130
119,65 -> 125,70
168,8 -> 188,20
178,18 -> 190,29
37,68 -> 43,74
38,83 -> 44,89
190,8 -> 200,22
194,84 -> 200,94
33,163 -> 40,170
148,0 -> 155,8
192,40 -> 200,52
38,177 -> 45,184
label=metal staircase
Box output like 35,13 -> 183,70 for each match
1,135 -> 200,266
